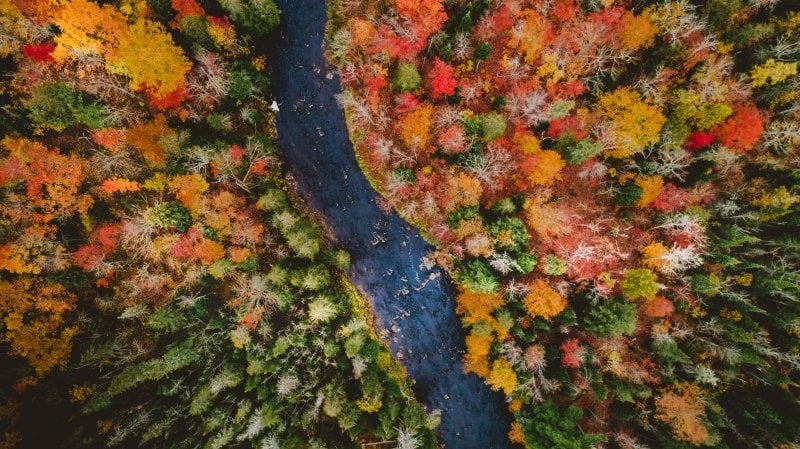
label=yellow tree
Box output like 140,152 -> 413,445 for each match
596,87 -> 666,158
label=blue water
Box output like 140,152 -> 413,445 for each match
266,1 -> 512,447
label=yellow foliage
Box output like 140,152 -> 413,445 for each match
356,396 -> 383,413
0,278 -> 77,377
54,0 -> 190,97
0,0 -> 27,57
464,331 -> 492,378
508,422 -> 526,444
447,171 -> 483,209
456,288 -> 505,325
526,150 -> 565,186
596,88 -> 666,158
619,10 -> 658,51
634,174 -> 664,207
751,59 -> 798,87
399,103 -> 434,148
52,0 -> 127,61
486,358 -> 518,396
641,241 -> 668,271
523,278 -> 567,320
507,11 -> 547,64
515,132 -> 541,154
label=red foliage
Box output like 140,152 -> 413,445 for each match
171,0 -> 205,26
560,338 -> 584,368
229,144 -> 245,164
148,84 -> 190,110
73,224 -> 122,270
551,0 -> 578,21
437,124 -> 467,154
546,115 -> 587,140
651,183 -> 693,213
170,227 -> 200,260
249,159 -> 269,176
428,58 -> 457,98
710,104 -> 764,153
394,93 -> 420,115
22,42 -> 55,62
684,131 -> 714,152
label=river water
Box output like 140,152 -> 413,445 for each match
267,1 -> 511,447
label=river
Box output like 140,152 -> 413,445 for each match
266,0 -> 512,447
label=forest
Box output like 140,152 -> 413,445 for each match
0,0 -> 799,448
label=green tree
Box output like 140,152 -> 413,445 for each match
26,83 -> 109,131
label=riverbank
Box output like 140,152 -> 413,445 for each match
266,0 -> 512,447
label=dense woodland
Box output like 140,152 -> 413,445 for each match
327,0 -> 800,447
0,1 -> 438,448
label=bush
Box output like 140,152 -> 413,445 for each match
582,300 -> 638,336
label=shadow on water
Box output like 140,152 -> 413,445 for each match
265,0 -> 512,447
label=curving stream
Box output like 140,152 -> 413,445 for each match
266,0 -> 512,447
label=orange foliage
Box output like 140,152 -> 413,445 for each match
655,383 -> 711,445
0,278 -> 77,377
194,239 -> 225,265
642,295 -> 675,318
446,172 -> 483,210
523,278 -> 567,319
126,115 -> 175,167
91,128 -> 126,153
100,178 -> 141,194
395,0 -> 446,51
710,104 -> 765,153
399,103 -> 434,148
507,11 -> 550,64
456,288 -> 505,325
0,138 -> 92,222
169,173 -> 210,216
464,331 -> 492,378
618,11 -> 658,51
641,242 -> 668,270
520,150 -> 565,186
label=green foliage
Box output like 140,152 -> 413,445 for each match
392,62 -> 422,92
473,41 -> 491,61
582,300 -> 638,336
478,112 -> 506,141
26,83 -> 109,131
218,0 -> 281,36
487,216 -> 529,252
620,268 -> 659,300
144,201 -> 192,232
561,139 -> 602,165
516,401 -> 606,449
614,181 -> 644,207
455,259 -> 500,293
108,340 -> 200,396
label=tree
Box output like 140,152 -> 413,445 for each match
455,260 -> 500,294
145,201 -> 192,232
710,103 -> 764,153
654,383 -> 712,445
523,279 -> 567,320
516,401 -> 606,449
582,300 -> 637,336
620,268 -> 659,300
486,358 -> 517,395
218,0 -> 281,36
0,278 -> 78,377
427,58 -> 457,98
392,62 -> 421,92
596,88 -> 666,158
399,103 -> 433,148
26,83 -> 109,131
